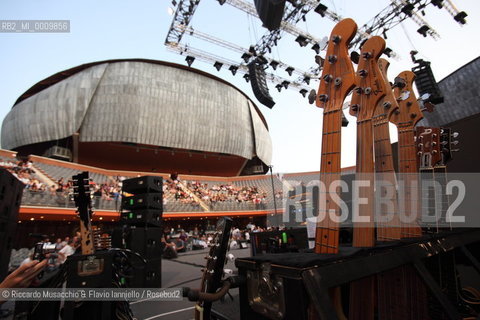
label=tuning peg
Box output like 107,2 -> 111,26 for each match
327,55 -> 337,64
224,268 -> 233,275
452,140 -> 459,145
452,132 -> 459,138
358,69 -> 368,77
451,149 -> 460,152
441,141 -> 448,145
318,94 -> 329,102
227,253 -> 235,261
308,89 -> 317,104
323,74 -> 333,82
392,77 -> 406,89
331,35 -> 342,44
383,101 -> 392,109
350,51 -> 360,64
350,104 -> 359,112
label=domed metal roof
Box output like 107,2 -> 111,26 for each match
1,59 -> 272,166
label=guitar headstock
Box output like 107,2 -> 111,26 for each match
72,171 -> 92,222
415,126 -> 442,168
390,71 -> 423,127
375,58 -> 399,118
316,18 -> 357,112
440,127 -> 459,164
349,36 -> 386,120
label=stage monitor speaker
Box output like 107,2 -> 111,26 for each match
254,0 -> 286,31
412,60 -> 444,104
0,168 -> 25,280
122,193 -> 163,210
128,257 -> 162,288
248,59 -> 275,108
122,176 -> 163,194
120,209 -> 162,227
123,227 -> 163,259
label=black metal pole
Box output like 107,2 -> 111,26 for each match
269,165 -> 278,217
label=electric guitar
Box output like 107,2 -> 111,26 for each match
195,217 -> 233,320
348,35 -> 386,320
314,17 -> 357,255
390,71 -> 424,238
72,172 -> 104,276
390,73 -> 431,320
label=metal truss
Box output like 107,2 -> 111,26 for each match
165,0 -> 202,45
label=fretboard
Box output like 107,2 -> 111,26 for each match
315,109 -> 342,254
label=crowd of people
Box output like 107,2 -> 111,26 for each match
184,180 -> 269,207
0,159 -> 46,191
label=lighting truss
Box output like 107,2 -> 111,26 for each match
166,42 -> 313,92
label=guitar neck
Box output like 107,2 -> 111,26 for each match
373,112 -> 401,241
352,119 -> 375,247
80,213 -> 95,255
397,126 -> 422,238
314,108 -> 342,254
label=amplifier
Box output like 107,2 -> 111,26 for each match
122,193 -> 163,210
122,176 -> 163,194
66,251 -> 113,288
120,209 -> 162,227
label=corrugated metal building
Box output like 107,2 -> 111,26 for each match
1,59 -> 272,176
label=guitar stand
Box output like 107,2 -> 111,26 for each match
301,230 -> 480,320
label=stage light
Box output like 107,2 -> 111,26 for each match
241,53 -> 252,63
315,55 -> 324,67
314,3 -> 328,17
303,76 -> 310,85
229,65 -> 238,75
282,81 -> 290,89
350,51 -> 360,64
270,60 -> 279,70
383,48 -> 393,58
285,67 -> 294,76
249,45 -> 257,56
431,0 -> 443,8
171,0 -> 177,6
217,0 -> 226,4
185,55 -> 195,67
401,3 -> 414,16
454,11 -> 467,25
243,74 -> 250,82
214,61 -> 223,71
299,89 -> 308,97
295,35 -> 308,47
256,55 -> 268,65
276,84 -> 283,92
417,25 -> 430,37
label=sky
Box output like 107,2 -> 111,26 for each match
0,0 -> 479,174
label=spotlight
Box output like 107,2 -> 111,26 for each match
314,3 -> 328,17
217,0 -> 226,4
315,55 -> 324,67
282,81 -> 290,89
241,53 -> 251,63
401,3 -> 414,17
383,48 -> 393,58
431,0 -> 443,8
214,61 -> 223,71
270,60 -> 279,70
295,35 -> 308,47
299,89 -> 308,97
285,67 -> 294,76
350,51 -> 360,64
249,45 -> 257,56
229,65 -> 238,75
275,84 -> 283,92
171,0 -> 177,5
243,74 -> 250,82
454,11 -> 467,25
417,25 -> 430,37
256,56 -> 268,65
185,55 -> 195,67
303,76 -> 310,85
311,43 -> 320,54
